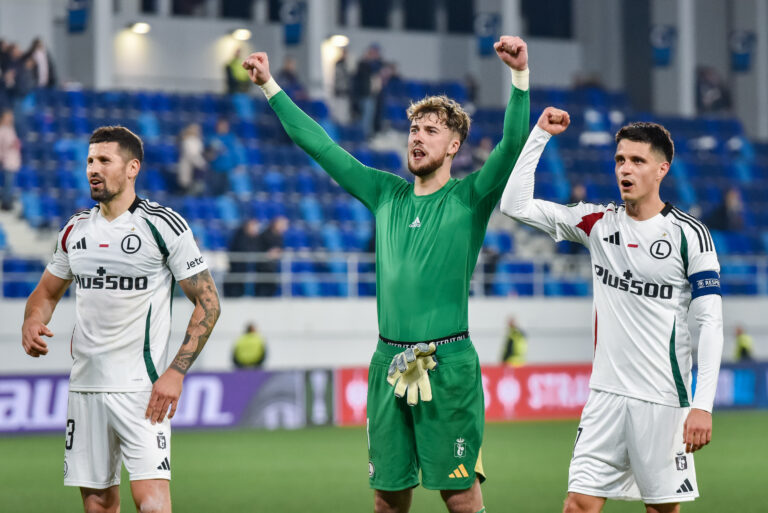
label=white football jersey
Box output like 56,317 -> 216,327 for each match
48,197 -> 207,392
520,199 -> 721,408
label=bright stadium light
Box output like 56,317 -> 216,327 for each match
328,34 -> 350,48
130,22 -> 151,35
232,29 -> 252,41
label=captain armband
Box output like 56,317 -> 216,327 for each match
689,270 -> 721,299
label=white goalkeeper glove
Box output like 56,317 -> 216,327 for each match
386,343 -> 438,406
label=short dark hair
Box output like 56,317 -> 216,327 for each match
615,122 -> 674,163
89,126 -> 144,163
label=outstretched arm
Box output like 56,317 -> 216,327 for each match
242,52 -> 399,211
471,36 -> 530,198
144,269 -> 221,424
21,270 -> 71,357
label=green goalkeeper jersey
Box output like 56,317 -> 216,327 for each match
269,87 -> 529,342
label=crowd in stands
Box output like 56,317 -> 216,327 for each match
1,38 -> 767,298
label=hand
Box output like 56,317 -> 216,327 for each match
145,369 -> 184,424
242,52 -> 272,85
494,36 -> 528,71
387,343 -> 438,406
683,408 -> 712,453
537,107 -> 570,136
21,319 -> 53,358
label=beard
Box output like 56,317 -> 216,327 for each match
90,181 -> 119,203
407,152 -> 444,177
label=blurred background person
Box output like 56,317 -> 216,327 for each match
501,316 -> 528,367
177,123 -> 207,195
351,43 -> 383,139
332,47 -> 352,124
276,55 -> 306,100
0,109 -> 21,211
255,216 -> 288,297
225,47 -> 251,94
232,323 -> 267,368
225,218 -> 262,298
25,37 -> 56,88
705,186 -> 745,232
734,325 -> 754,362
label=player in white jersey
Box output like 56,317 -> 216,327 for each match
500,109 -> 723,513
21,126 -> 221,513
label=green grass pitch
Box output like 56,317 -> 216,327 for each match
1,410 -> 764,512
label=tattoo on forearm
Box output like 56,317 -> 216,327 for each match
170,270 -> 221,375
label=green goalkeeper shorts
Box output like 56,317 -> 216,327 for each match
366,336 -> 486,491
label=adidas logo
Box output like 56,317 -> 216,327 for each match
602,231 -> 620,245
156,457 -> 171,471
409,217 -> 421,228
448,463 -> 469,479
676,478 -> 694,493
71,237 -> 87,250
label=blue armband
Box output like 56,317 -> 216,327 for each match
689,270 -> 721,299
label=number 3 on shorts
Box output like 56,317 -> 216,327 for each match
65,419 -> 75,450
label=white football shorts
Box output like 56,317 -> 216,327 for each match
568,390 -> 698,504
63,391 -> 171,488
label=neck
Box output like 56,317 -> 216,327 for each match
100,189 -> 136,221
625,194 -> 665,221
413,162 -> 452,196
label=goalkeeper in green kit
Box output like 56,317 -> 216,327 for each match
243,36 -> 529,513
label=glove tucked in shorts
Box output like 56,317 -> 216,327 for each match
366,336 -> 485,491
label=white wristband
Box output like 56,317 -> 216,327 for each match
259,77 -> 282,99
511,68 -> 529,91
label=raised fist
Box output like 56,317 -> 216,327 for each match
242,52 -> 271,85
537,107 -> 570,136
494,36 -> 528,71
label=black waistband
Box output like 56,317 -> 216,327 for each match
378,331 -> 469,348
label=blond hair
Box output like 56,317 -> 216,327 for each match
406,95 -> 471,145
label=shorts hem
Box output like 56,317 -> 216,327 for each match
129,473 -> 171,482
643,494 -> 698,504
568,486 -> 638,502
423,480 -> 474,491
370,480 -> 420,492
64,479 -> 121,489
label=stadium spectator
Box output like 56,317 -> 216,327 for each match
501,108 -> 723,511
351,43 -> 383,139
177,123 -> 207,195
255,216 -> 289,297
705,187 -> 745,232
206,117 -> 241,195
696,66 -> 732,113
225,47 -> 251,94
373,62 -> 402,133
501,316 -> 528,366
243,34 -> 530,513
332,47 -> 352,123
276,55 -> 306,100
25,37 -> 56,88
471,136 -> 494,168
733,325 -> 754,362
224,218 -> 262,297
0,109 -> 21,210
232,323 -> 267,368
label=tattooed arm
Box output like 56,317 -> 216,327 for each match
145,269 -> 221,424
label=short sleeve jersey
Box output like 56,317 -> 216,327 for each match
525,200 -> 721,407
47,197 -> 207,392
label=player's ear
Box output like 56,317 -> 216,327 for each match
657,161 -> 670,181
447,136 -> 461,159
126,159 -> 141,181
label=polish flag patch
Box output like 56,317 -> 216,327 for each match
99,242 -> 110,248
627,243 -> 638,248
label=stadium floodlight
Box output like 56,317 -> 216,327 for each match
129,22 -> 151,34
232,29 -> 252,41
328,34 -> 350,47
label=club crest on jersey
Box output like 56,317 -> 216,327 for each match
368,461 -> 375,477
121,234 -> 141,254
675,452 -> 687,471
454,437 -> 467,458
157,432 -> 167,449
650,239 -> 672,259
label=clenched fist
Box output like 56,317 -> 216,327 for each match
494,36 -> 528,71
537,107 -> 570,136
242,52 -> 272,85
